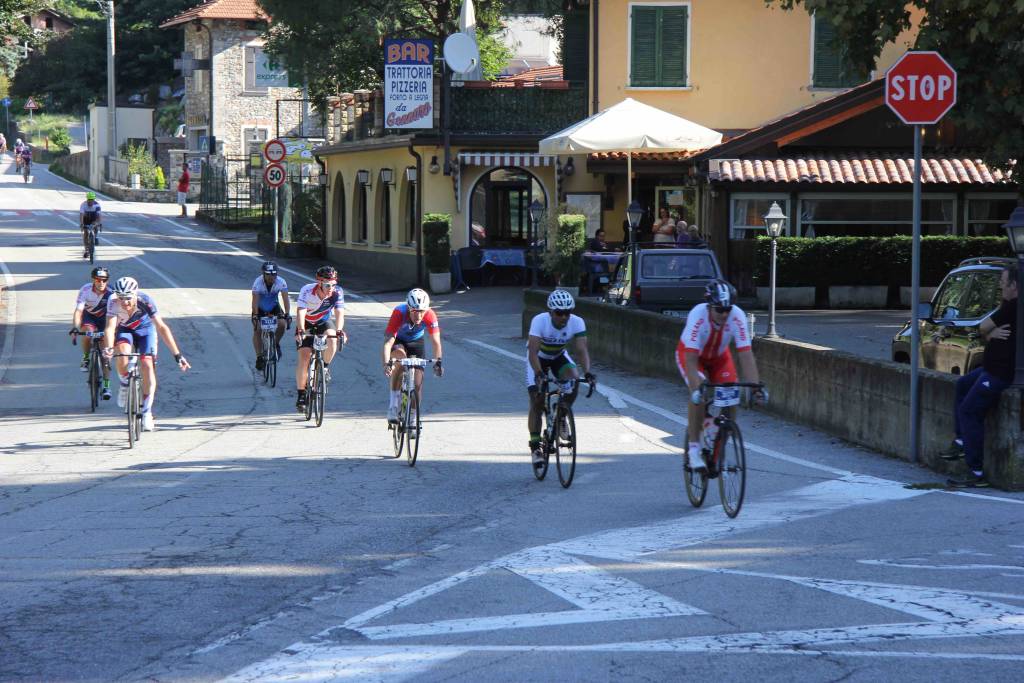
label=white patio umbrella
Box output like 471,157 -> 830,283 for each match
456,0 -> 483,81
538,98 -> 723,205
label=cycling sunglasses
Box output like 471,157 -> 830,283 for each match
93,276 -> 109,282
318,279 -> 337,288
551,310 -> 571,318
713,305 -> 732,314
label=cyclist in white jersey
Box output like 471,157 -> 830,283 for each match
677,280 -> 766,472
70,266 -> 113,400
293,265 -> 347,412
526,289 -> 595,472
79,192 -> 102,258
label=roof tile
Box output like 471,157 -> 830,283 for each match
161,0 -> 267,28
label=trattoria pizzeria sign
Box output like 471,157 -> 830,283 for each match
383,38 -> 434,129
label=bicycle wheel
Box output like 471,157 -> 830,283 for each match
533,407 -> 551,481
405,390 -> 421,467
86,229 -> 95,264
127,374 -> 139,448
554,406 -> 577,488
684,432 -> 708,507
392,393 -> 406,457
303,358 -> 315,422
313,357 -> 325,427
88,351 -> 100,412
267,345 -> 277,388
717,422 -> 747,518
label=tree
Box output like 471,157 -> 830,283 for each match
769,0 -> 1024,193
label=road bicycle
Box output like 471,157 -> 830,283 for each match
256,314 -> 287,388
684,381 -> 763,518
22,159 -> 30,183
72,329 -> 107,412
388,357 -> 439,467
300,331 -> 337,427
83,221 -> 101,263
112,351 -> 143,448
535,375 -> 595,488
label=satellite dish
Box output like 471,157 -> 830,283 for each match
443,33 -> 480,73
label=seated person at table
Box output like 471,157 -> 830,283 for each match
586,229 -> 610,252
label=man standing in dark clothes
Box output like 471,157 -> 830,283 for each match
947,263 -> 1018,488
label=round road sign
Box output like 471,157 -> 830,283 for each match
263,139 -> 286,163
264,163 -> 286,188
885,51 -> 957,125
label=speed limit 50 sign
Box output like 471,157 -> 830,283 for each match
263,162 -> 286,188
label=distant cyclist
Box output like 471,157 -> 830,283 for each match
102,276 -> 190,431
70,266 -> 113,400
13,139 -> 23,170
250,261 -> 290,370
293,266 -> 346,413
383,288 -> 443,423
80,192 -> 102,258
677,279 -> 766,472
525,289 -> 594,473
18,144 -> 31,175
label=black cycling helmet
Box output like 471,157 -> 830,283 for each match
315,265 -> 338,281
261,261 -> 278,275
90,266 -> 110,280
704,279 -> 736,308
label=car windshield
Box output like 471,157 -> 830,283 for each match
640,253 -> 716,279
959,270 -> 1003,319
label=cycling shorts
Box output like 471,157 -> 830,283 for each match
116,327 -> 158,357
81,311 -> 105,331
299,320 -> 335,349
526,352 -> 576,391
257,303 -> 285,318
676,347 -> 736,387
82,213 -> 100,227
393,339 -> 425,360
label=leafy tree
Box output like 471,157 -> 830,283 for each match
769,0 -> 1024,193
48,125 -> 70,153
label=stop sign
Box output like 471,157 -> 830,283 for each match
885,51 -> 957,125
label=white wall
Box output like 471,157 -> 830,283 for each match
88,105 -> 154,188
499,15 -> 558,75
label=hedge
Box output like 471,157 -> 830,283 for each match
754,236 -> 1013,287
423,213 -> 451,273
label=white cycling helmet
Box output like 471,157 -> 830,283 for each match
15,138 -> 21,145
406,288 -> 430,311
547,289 -> 575,311
113,276 -> 138,297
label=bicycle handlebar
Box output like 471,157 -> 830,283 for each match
390,357 -> 438,368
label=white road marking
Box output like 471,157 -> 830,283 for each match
859,559 -> 1024,572
0,252 -> 18,385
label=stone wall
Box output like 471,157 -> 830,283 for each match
522,289 -> 1024,489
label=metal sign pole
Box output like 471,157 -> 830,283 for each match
909,124 -> 922,463
272,186 -> 279,256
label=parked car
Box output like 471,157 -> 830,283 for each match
891,257 -> 1012,374
602,244 -> 726,317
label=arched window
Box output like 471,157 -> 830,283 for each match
331,172 -> 345,242
468,167 -> 546,247
375,176 -> 392,244
401,168 -> 417,246
355,179 -> 368,242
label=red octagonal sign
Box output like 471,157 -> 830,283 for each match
885,51 -> 957,125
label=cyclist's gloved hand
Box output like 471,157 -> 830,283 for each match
174,353 -> 191,371
384,359 -> 394,377
69,327 -> 80,336
433,359 -> 443,377
690,389 -> 703,405
752,386 -> 769,404
584,371 -> 596,385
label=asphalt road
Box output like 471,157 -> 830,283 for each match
2,158 -> 1024,682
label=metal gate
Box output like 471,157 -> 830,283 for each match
198,156 -> 273,227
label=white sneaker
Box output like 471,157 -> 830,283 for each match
387,404 -> 399,424
142,413 -> 155,431
79,357 -> 90,372
687,445 -> 707,472
117,385 -> 128,408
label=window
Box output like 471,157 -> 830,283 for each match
797,194 -> 955,237
44,17 -> 53,29
730,195 -> 790,240
468,167 -> 546,247
965,196 -> 1018,236
332,174 -> 346,242
812,14 -> 867,88
355,183 -> 368,242
932,272 -> 971,321
376,183 -> 392,244
245,46 -> 269,92
960,272 -> 1002,319
403,176 -> 417,246
640,253 -> 716,279
630,4 -> 688,88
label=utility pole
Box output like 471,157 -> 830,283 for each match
98,1 -> 116,181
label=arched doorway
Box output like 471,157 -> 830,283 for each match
468,167 -> 546,248
331,172 -> 345,242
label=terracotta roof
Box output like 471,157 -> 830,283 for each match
161,0 -> 267,28
712,153 -> 1013,185
499,65 -> 564,83
588,150 -> 705,162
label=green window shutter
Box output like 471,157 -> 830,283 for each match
813,15 -> 865,88
659,6 -> 688,87
631,7 -> 659,87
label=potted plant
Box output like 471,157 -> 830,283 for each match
423,213 -> 452,294
542,212 -> 587,296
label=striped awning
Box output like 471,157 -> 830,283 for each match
458,151 -> 555,167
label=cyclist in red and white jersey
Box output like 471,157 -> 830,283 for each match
676,280 -> 765,472
293,265 -> 346,412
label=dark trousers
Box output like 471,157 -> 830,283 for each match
954,367 -> 1009,472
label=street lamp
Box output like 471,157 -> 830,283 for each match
1002,204 -> 1024,386
762,201 -> 788,339
528,199 -> 544,287
626,200 -> 643,244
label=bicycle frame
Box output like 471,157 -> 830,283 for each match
390,357 -> 436,466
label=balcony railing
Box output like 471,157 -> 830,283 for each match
449,84 -> 587,136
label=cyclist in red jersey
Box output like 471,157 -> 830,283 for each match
676,280 -> 766,472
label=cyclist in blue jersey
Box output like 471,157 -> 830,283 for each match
250,261 -> 290,370
102,277 -> 190,431
382,288 -> 443,423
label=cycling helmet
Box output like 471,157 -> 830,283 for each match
547,289 -> 575,311
86,191 -> 96,200
113,276 -> 138,297
90,266 -> 109,280
315,265 -> 337,281
704,279 -> 736,308
406,288 -> 430,311
261,260 -> 278,275
15,138 -> 21,145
